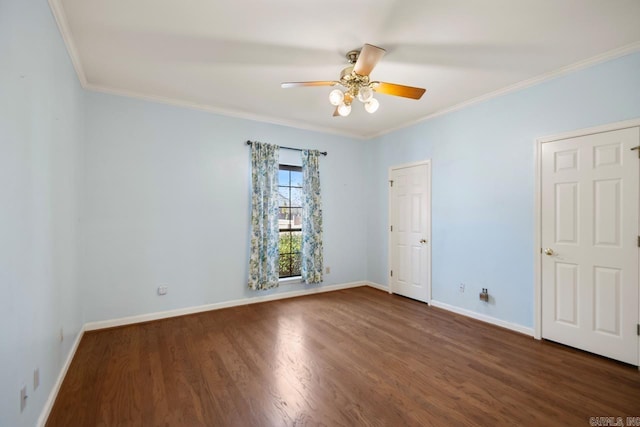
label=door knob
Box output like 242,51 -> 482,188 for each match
420,239 -> 428,244
544,248 -> 555,256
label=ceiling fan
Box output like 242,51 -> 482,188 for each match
281,43 -> 426,117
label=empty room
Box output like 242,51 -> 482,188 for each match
2,0 -> 640,426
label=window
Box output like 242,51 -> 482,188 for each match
278,165 -> 303,278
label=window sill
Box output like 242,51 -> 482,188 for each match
279,276 -> 302,284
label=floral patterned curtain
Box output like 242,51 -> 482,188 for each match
301,150 -> 323,284
248,141 -> 280,290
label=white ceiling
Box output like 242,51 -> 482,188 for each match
53,0 -> 640,138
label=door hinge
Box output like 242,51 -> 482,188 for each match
637,236 -> 640,248
637,324 -> 640,336
390,270 -> 393,277
389,180 -> 394,187
390,225 -> 393,232
631,145 -> 640,158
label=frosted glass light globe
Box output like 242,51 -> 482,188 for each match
329,89 -> 344,106
337,103 -> 352,117
357,86 -> 373,103
364,98 -> 379,113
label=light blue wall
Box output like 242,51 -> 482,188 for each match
3,1 -> 640,422
367,52 -> 640,328
0,0 -> 84,426
81,93 -> 368,323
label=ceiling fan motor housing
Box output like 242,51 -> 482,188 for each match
340,66 -> 355,80
340,70 -> 371,100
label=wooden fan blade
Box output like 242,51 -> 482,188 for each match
332,106 -> 340,117
353,44 -> 386,76
373,82 -> 426,100
281,81 -> 337,88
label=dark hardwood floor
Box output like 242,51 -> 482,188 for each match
47,286 -> 640,426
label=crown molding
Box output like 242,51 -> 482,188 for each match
48,0 -> 640,141
83,83 -> 366,140
47,0 -> 364,140
366,40 -> 640,139
48,0 -> 87,86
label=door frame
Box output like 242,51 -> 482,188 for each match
533,118 -> 640,342
388,159 -> 432,302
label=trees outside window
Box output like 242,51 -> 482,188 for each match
278,165 -> 303,278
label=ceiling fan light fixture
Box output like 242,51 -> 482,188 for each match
329,89 -> 344,106
357,86 -> 373,103
337,103 -> 351,117
281,43 -> 425,119
364,98 -> 379,114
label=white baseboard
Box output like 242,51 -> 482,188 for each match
366,281 -> 390,293
37,325 -> 85,427
84,281 -> 367,331
429,300 -> 534,337
37,283 -> 533,425
39,281 -> 368,425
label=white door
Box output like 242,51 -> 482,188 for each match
541,126 -> 639,365
389,162 -> 431,303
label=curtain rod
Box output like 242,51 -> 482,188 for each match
245,140 -> 327,156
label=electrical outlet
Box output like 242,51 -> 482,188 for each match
459,283 -> 465,292
34,368 -> 39,390
20,385 -> 27,412
157,286 -> 168,296
325,266 -> 331,274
